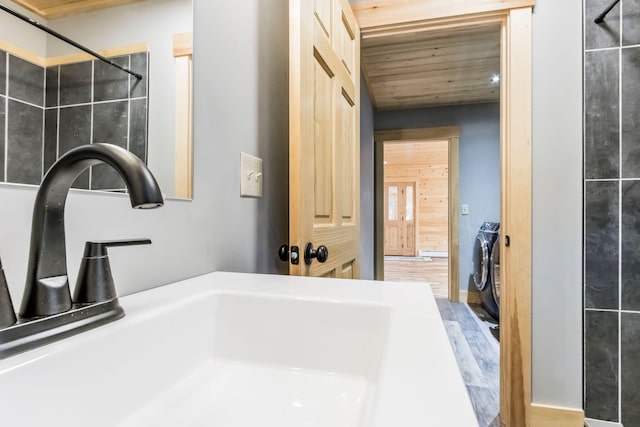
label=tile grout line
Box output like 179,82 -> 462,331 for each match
4,54 -> 8,183
89,60 -> 94,189
582,0 -> 587,412
618,2 -> 623,421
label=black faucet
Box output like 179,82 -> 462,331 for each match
0,143 -> 163,358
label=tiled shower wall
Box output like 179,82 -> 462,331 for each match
584,0 -> 640,425
0,49 -> 148,190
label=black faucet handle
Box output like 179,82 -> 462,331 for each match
74,239 -> 152,304
83,239 -> 152,257
0,256 -> 16,328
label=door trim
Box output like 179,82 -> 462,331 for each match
356,4 -> 534,426
374,127 -> 460,303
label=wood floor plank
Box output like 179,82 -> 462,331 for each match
384,256 -> 448,297
435,298 -> 500,427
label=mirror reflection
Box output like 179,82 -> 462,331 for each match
0,0 -> 193,199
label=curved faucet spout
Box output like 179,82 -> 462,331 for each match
19,144 -> 164,318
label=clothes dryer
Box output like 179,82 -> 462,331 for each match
471,222 -> 500,320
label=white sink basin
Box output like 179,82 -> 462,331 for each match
0,272 -> 478,426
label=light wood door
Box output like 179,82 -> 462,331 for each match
289,0 -> 360,278
384,182 -> 416,256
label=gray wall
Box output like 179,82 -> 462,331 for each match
583,0 -> 640,424
360,74 -> 375,280
0,0 -> 289,311
375,103 -> 500,292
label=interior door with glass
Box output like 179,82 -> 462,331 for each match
288,0 -> 361,278
384,182 -> 416,257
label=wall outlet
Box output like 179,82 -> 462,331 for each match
240,152 -> 263,197
461,204 -> 469,215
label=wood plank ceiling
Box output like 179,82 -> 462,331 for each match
10,0 -> 144,18
361,24 -> 501,110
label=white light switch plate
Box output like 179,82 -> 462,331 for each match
461,204 -> 469,215
240,152 -> 263,197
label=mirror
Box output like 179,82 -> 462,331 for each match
0,0 -> 193,199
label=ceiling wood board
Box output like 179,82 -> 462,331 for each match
11,0 -> 145,18
361,23 -> 501,110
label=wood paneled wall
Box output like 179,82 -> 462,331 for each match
384,140 -> 448,252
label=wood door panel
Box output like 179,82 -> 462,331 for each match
339,90 -> 356,222
313,53 -> 334,221
314,0 -> 332,39
290,0 -> 360,278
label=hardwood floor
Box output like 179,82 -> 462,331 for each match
383,256 -> 449,298
436,298 -> 501,427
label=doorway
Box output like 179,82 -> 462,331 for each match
382,138 -> 450,298
353,3 -> 534,426
375,127 -> 460,301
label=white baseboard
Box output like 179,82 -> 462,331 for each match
418,250 -> 448,257
584,419 -> 623,427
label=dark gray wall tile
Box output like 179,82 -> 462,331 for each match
622,0 -> 640,46
44,109 -> 57,174
622,48 -> 640,177
622,312 -> 640,425
623,181 -> 640,309
91,101 -> 128,190
59,105 -> 91,189
0,95 -> 5,182
586,50 -> 620,179
6,100 -> 42,185
92,101 -> 128,146
586,0 -> 621,49
94,56 -> 129,102
8,55 -> 44,107
0,50 -> 6,96
130,52 -> 148,98
59,61 -> 92,106
45,66 -> 59,108
586,181 -> 619,309
585,310 -> 619,422
129,98 -> 147,162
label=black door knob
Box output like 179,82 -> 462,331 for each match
278,244 -> 289,262
304,243 -> 329,265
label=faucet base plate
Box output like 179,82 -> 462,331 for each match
0,299 -> 124,359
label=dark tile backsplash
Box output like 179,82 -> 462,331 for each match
94,56 -> 129,102
0,51 -> 6,96
91,100 -> 129,190
622,48 -> 640,177
44,109 -> 57,174
586,0 -> 620,49
0,48 -> 149,189
622,0 -> 640,46
585,2 -> 640,424
585,310 -> 619,422
622,312 -> 640,426
8,55 -> 44,107
7,100 -> 43,185
45,66 -> 59,108
59,105 -> 92,189
622,181 -> 640,310
130,98 -> 148,162
59,61 -> 92,106
130,52 -> 148,98
585,181 -> 619,309
585,50 -> 619,179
